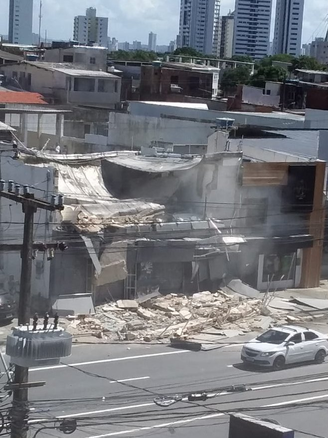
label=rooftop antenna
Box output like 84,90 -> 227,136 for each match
38,0 -> 43,47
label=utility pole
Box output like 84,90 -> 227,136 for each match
0,182 -> 63,438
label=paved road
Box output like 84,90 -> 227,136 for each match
4,342 -> 328,438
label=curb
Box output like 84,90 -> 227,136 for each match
170,338 -> 202,351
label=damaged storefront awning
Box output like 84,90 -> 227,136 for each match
104,155 -> 203,173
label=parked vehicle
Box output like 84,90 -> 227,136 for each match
0,292 -> 16,322
241,325 -> 328,370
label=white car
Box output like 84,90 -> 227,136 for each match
241,325 -> 328,370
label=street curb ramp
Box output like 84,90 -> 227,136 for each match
169,338 -> 202,351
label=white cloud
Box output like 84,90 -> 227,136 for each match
0,0 -> 327,47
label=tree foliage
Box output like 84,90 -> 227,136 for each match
250,66 -> 286,88
109,50 -> 158,62
289,55 -> 326,73
221,65 -> 251,93
173,47 -> 204,58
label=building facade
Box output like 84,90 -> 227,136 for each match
8,0 -> 33,45
73,7 -> 108,47
219,12 -> 234,58
178,0 -> 221,55
273,0 -> 304,56
309,34 -> 328,66
233,0 -> 272,59
148,32 -> 157,52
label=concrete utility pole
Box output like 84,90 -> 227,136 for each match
0,183 -> 63,438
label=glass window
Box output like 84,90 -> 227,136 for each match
290,333 -> 302,344
304,331 -> 318,341
256,330 -> 289,344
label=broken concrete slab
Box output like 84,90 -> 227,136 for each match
290,298 -> 328,310
179,308 -> 192,320
224,279 -> 260,299
117,300 -> 139,310
137,308 -> 156,320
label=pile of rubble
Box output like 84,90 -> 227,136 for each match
66,290 -> 277,343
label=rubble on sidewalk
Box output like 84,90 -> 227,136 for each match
65,289 -> 279,343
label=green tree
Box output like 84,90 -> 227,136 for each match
231,55 -> 254,63
220,65 -> 251,93
109,50 -> 157,62
250,66 -> 286,88
259,54 -> 294,68
173,47 -> 204,58
289,56 -> 326,73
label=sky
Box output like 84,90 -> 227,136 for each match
0,0 -> 327,46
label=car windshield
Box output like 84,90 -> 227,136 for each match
256,329 -> 289,345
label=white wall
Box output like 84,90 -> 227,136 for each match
128,102 -> 304,129
242,85 -> 280,107
107,112 -> 214,148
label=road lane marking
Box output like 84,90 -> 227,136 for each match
29,350 -> 190,372
88,413 -> 225,438
58,402 -> 155,419
109,376 -> 150,384
264,393 -> 328,407
254,376 -> 328,391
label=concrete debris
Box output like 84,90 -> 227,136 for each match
65,290 -> 271,343
117,300 -> 139,310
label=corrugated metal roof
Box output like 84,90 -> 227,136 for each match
0,121 -> 15,131
105,155 -> 203,173
22,61 -> 118,78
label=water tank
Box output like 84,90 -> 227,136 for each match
6,325 -> 72,367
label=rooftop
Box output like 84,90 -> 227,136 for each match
9,61 -> 118,78
223,110 -> 305,121
138,101 -> 209,110
0,91 -> 47,105
0,50 -> 23,62
296,69 -> 328,75
163,62 -> 220,72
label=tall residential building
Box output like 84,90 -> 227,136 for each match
273,0 -> 304,56
8,0 -> 33,45
219,11 -> 234,58
179,0 -> 221,55
148,32 -> 157,52
233,0 -> 273,59
309,33 -> 328,66
73,7 -> 108,47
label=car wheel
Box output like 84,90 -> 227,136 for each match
315,350 -> 326,364
273,356 -> 285,371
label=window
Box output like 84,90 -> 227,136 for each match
289,333 -> 302,344
304,331 -> 318,341
63,55 -> 73,63
98,79 -> 105,92
171,75 -> 179,85
90,57 -> 96,64
74,78 -> 95,92
114,80 -> 118,93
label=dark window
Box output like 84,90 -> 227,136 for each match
304,331 -> 319,341
84,124 -> 91,135
63,55 -> 73,63
98,79 -> 105,92
290,333 -> 302,344
171,75 -> 179,85
188,76 -> 200,91
90,57 -> 96,64
114,81 -> 118,93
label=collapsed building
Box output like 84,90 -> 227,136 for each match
17,136 -> 326,309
